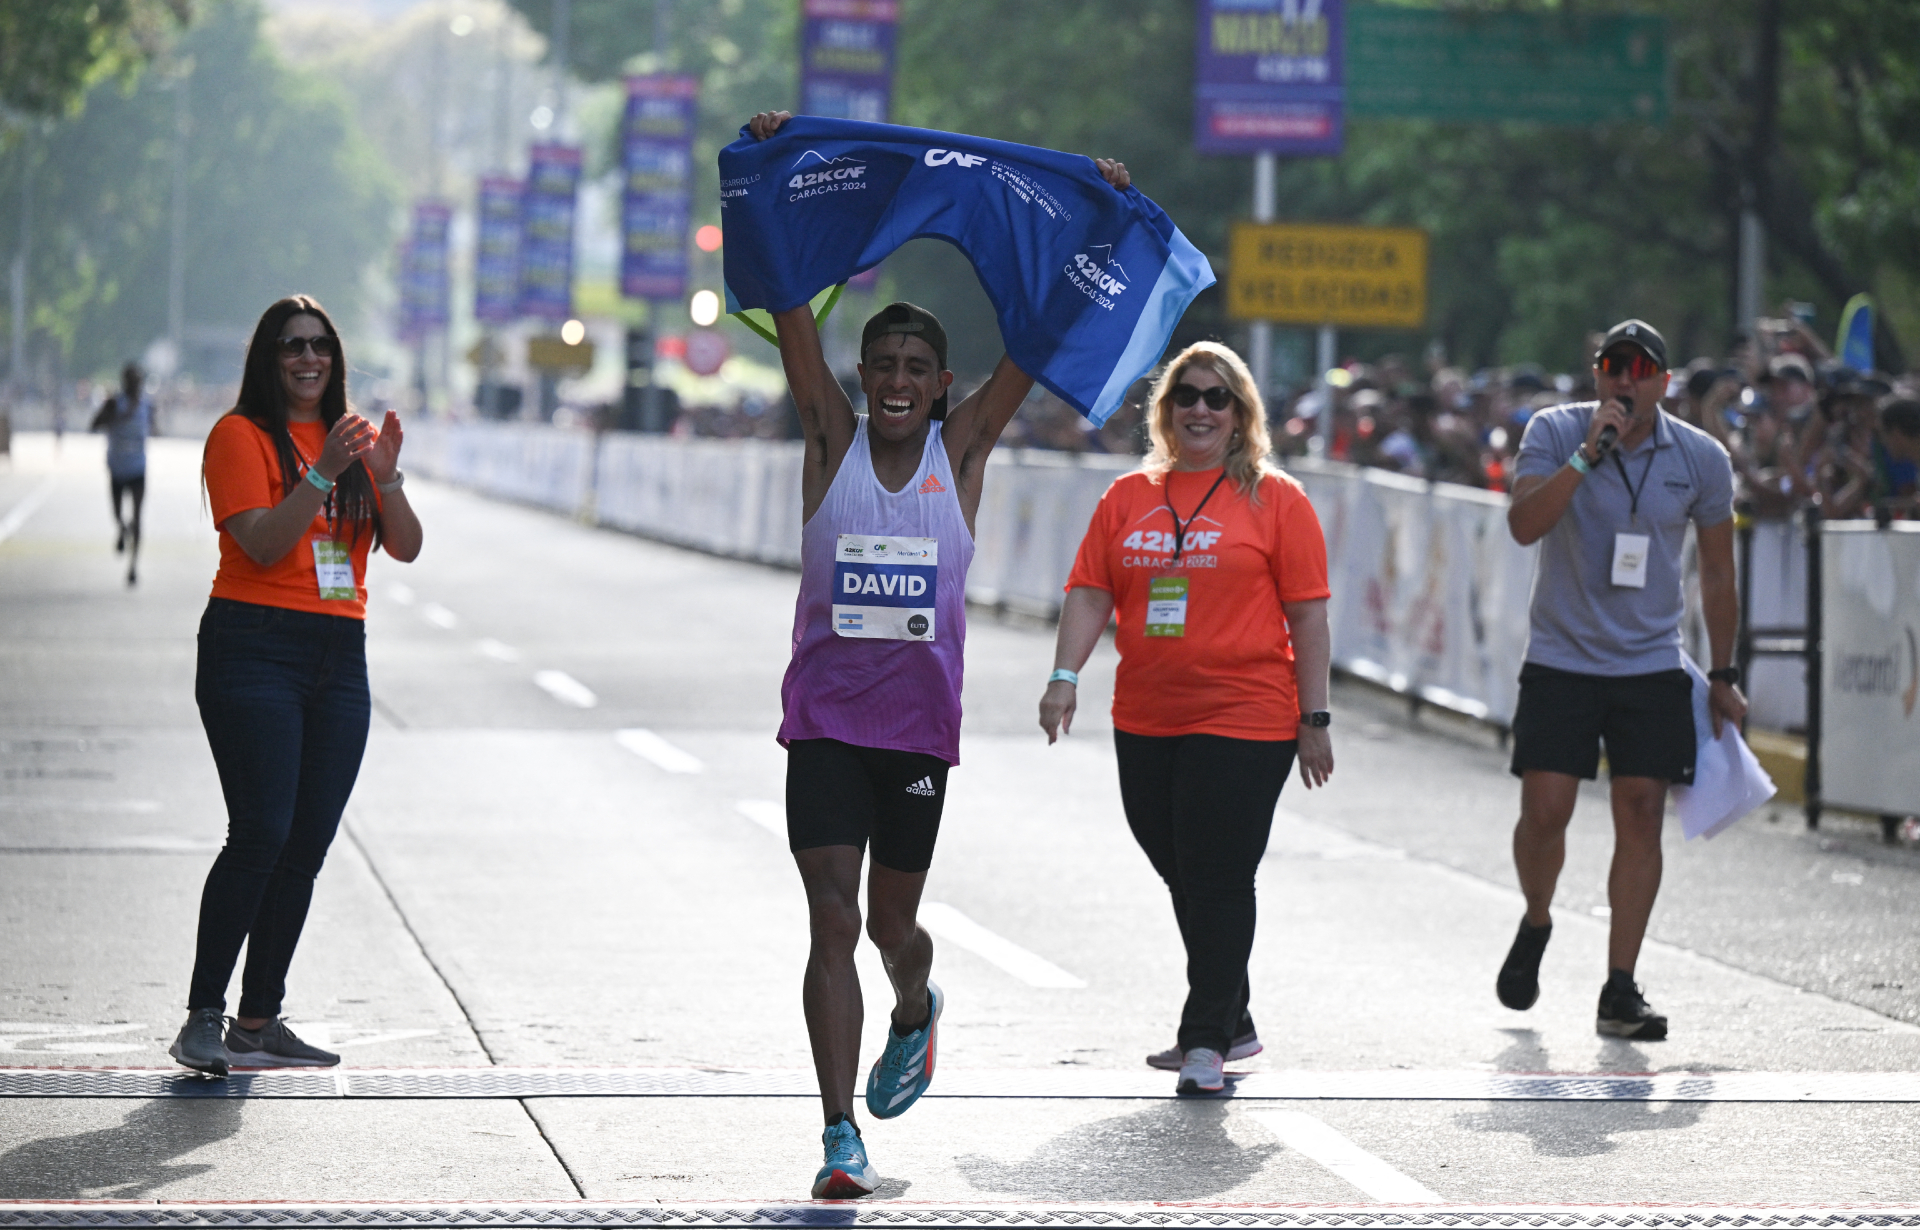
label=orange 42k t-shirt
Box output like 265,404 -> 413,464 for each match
1065,467 -> 1330,740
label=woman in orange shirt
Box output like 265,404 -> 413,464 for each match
1039,342 -> 1333,1095
168,295 -> 423,1078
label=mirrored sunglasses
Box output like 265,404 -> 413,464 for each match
1170,383 -> 1235,411
278,335 -> 336,358
1597,349 -> 1660,379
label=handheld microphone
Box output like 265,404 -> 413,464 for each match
1594,393 -> 1630,461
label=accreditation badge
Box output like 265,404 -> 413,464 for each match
1145,576 -> 1189,636
1611,533 -> 1651,589
312,539 -> 356,600
832,534 -> 939,640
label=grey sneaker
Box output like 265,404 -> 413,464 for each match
224,1018 -> 340,1068
1147,1030 -> 1261,1071
168,1008 -> 230,1078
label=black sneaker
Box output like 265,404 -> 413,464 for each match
1496,918 -> 1552,1010
1596,970 -> 1668,1040
168,1008 -> 230,1078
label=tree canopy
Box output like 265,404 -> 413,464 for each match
0,0 -> 192,118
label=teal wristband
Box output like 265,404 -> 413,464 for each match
1567,448 -> 1592,475
1048,668 -> 1079,686
304,468 -> 335,493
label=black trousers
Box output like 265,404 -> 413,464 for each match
189,599 -> 369,1018
1114,730 -> 1296,1055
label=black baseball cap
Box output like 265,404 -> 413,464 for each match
862,301 -> 949,419
1595,319 -> 1668,370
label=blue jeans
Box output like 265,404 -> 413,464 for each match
189,598 -> 369,1018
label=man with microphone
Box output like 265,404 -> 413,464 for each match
1497,319 -> 1746,1040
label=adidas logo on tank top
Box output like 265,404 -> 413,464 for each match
905,776 -> 937,797
917,473 -> 946,494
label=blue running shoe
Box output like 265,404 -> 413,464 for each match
866,981 -> 943,1119
811,1120 -> 876,1199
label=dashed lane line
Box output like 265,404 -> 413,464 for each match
0,476 -> 58,546
1249,1109 -> 1444,1203
387,582 -> 415,606
615,728 -> 701,772
918,901 -> 1086,989
534,669 -> 598,709
420,602 -> 459,629
474,638 -> 522,662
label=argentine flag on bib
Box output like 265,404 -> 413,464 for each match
719,116 -> 1216,427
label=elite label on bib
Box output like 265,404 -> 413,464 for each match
833,534 -> 938,640
1611,532 -> 1651,589
1145,576 -> 1189,636
312,539 -> 355,600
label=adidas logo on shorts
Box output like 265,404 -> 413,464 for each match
905,776 -> 937,797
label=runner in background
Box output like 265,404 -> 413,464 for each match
748,107 -> 1136,1200
168,295 -> 422,1079
90,363 -> 156,586
1040,342 -> 1334,1096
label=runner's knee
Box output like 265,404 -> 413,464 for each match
809,898 -> 862,952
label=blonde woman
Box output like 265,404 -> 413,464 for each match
1038,342 -> 1333,1094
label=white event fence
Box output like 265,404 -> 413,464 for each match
402,421 -> 1806,731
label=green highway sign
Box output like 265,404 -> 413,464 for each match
1346,6 -> 1667,126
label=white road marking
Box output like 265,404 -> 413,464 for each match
616,728 -> 701,773
421,602 -> 459,629
284,1023 -> 439,1051
1269,807 -> 1404,861
0,476 -> 58,545
0,1022 -> 147,1054
388,582 -> 416,606
475,638 -> 522,663
735,799 -> 787,838
917,902 -> 1085,989
534,669 -> 597,708
0,798 -> 161,813
1248,1110 -> 1444,1203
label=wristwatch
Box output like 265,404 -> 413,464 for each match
1300,710 -> 1332,728
1706,666 -> 1742,686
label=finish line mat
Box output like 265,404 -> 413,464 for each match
2,1204 -> 1919,1229
4,1066 -> 1920,1101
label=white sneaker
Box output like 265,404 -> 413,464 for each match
1147,1030 -> 1261,1071
1176,1047 -> 1225,1094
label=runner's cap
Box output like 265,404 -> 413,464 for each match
862,301 -> 949,419
863,302 -> 948,373
1595,319 -> 1668,369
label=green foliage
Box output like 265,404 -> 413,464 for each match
0,0 -> 191,117
0,0 -> 399,380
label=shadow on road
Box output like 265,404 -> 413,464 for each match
956,1100 -> 1278,1200
1456,1030 -> 1706,1157
0,1098 -> 244,1198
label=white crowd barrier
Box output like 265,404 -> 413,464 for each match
402,421 -> 1805,731
1820,522 -> 1920,817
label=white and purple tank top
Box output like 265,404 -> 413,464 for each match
778,417 -> 973,765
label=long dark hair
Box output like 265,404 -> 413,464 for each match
226,295 -> 381,545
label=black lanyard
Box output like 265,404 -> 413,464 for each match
1610,447 -> 1658,523
1165,470 -> 1228,567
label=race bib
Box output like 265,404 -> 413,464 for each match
1611,533 -> 1651,589
1145,576 -> 1188,636
832,534 -> 938,640
312,539 -> 356,600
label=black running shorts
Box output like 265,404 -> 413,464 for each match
1509,662 -> 1696,784
784,737 -> 949,873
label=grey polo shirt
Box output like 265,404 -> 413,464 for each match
1514,402 -> 1735,675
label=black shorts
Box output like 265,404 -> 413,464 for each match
784,738 -> 949,873
1510,662 -> 1695,784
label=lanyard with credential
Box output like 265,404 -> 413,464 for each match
1610,448 -> 1657,526
1166,470 -> 1228,566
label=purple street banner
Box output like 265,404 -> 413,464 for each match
397,200 -> 452,341
621,74 -> 699,301
800,0 -> 898,124
1194,0 -> 1344,156
475,175 -> 524,325
517,143 -> 583,321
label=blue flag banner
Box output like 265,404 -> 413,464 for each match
718,117 -> 1216,426
475,176 -> 523,325
621,74 -> 698,301
398,201 -> 452,341
518,143 -> 582,322
1836,293 -> 1875,372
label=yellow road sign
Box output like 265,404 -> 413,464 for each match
527,336 -> 595,373
1228,222 -> 1428,328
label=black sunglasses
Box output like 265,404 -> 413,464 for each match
1170,383 -> 1236,411
278,335 -> 336,358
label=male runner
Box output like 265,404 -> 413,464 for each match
89,363 -> 156,586
1498,319 -> 1745,1039
747,108 -> 1131,1198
